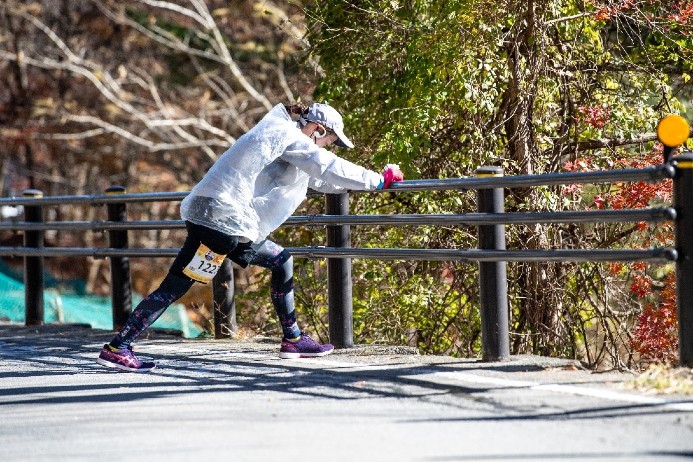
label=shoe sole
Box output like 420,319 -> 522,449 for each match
278,349 -> 334,359
96,357 -> 156,372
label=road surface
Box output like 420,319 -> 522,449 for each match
1,324 -> 691,462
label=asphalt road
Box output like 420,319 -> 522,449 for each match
1,324 -> 692,462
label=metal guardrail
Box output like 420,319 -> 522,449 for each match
0,165 -> 675,208
0,208 -> 678,231
4,158 -> 693,365
0,246 -> 678,262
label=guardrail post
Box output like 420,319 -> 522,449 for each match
105,186 -> 132,330
326,193 -> 353,348
213,258 -> 236,338
23,189 -> 45,325
476,166 -> 510,361
673,152 -> 693,367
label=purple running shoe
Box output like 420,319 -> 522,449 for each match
96,344 -> 156,372
279,333 -> 334,359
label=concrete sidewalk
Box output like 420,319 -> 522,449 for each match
1,324 -> 692,462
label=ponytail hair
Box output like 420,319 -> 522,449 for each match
284,103 -> 309,121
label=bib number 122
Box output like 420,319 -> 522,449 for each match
182,243 -> 225,284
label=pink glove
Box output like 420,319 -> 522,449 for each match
381,164 -> 404,189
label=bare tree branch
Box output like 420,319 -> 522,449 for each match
562,130 -> 692,152
2,0 -> 313,164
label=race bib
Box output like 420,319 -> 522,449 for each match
182,243 -> 225,284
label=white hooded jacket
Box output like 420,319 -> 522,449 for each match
180,104 -> 383,242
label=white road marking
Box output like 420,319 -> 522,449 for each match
407,371 -> 693,411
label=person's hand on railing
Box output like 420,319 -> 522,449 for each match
380,164 -> 404,189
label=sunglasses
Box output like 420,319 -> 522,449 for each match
314,125 -> 337,144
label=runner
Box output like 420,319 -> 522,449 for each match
97,102 -> 403,372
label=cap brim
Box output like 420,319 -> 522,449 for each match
333,127 -> 354,148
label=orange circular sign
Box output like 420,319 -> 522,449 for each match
657,114 -> 690,147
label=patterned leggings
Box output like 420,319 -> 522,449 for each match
109,222 -> 300,349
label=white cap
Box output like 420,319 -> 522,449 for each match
301,103 -> 354,148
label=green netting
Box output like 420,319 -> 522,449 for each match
0,270 -> 205,338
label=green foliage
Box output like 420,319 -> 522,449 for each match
307,0 -> 508,177
298,0 -> 693,365
353,262 -> 481,355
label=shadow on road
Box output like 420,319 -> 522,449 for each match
1,324 -> 691,425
